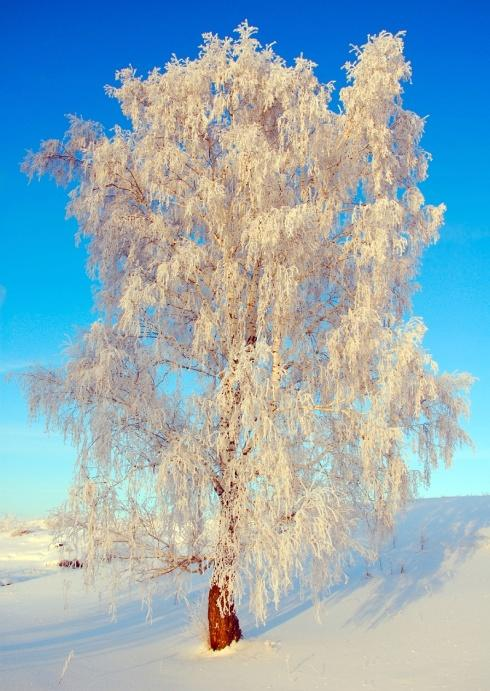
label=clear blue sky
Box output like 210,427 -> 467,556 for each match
1,0 -> 489,517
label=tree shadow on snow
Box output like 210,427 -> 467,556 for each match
325,495 -> 490,629
247,496 -> 490,636
0,576 -> 208,672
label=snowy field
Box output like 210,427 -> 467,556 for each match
1,496 -> 489,691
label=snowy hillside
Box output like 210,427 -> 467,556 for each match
1,496 -> 489,690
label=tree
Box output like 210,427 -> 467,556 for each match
22,23 -> 472,650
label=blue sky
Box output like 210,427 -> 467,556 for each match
1,0 -> 489,517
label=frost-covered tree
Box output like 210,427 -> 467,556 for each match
23,23 -> 471,650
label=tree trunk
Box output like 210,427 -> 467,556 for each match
208,582 -> 242,650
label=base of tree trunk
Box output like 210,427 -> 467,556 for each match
208,583 -> 242,651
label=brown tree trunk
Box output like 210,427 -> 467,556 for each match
208,583 -> 242,651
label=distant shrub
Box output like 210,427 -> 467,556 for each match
58,559 -> 84,569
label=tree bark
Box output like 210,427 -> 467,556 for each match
206,260 -> 258,651
208,582 -> 242,650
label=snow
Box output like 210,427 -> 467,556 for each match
1,496 -> 489,690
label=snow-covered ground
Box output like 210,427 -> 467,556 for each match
1,496 -> 489,690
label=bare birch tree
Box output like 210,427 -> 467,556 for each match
22,23 -> 472,650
